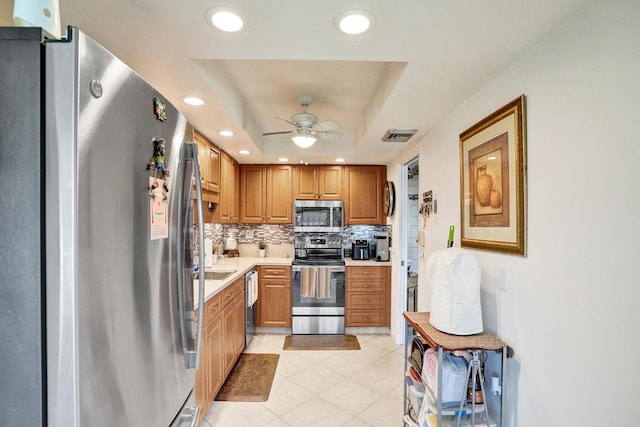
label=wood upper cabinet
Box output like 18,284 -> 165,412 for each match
218,151 -> 239,224
343,165 -> 386,225
256,265 -> 291,328
267,165 -> 293,223
192,130 -> 220,194
207,144 -> 220,193
293,165 -> 342,200
239,165 -> 266,223
240,165 -> 293,224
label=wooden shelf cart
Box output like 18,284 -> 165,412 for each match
403,312 -> 511,427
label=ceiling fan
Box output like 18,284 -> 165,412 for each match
262,94 -> 342,148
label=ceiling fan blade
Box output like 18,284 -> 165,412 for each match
317,130 -> 343,141
263,130 -> 295,136
277,116 -> 298,127
313,119 -> 340,132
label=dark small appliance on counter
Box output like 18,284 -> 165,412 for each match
351,240 -> 370,260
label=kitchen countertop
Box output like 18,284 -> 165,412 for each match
194,257 -> 392,309
344,259 -> 392,266
193,256 -> 292,309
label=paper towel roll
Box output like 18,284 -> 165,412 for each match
204,239 -> 213,268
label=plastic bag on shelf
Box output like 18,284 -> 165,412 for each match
422,348 -> 468,408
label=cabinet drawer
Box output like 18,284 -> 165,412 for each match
346,310 -> 385,326
347,291 -> 385,309
347,266 -> 388,280
347,280 -> 386,292
205,292 -> 223,324
221,277 -> 244,306
259,265 -> 291,280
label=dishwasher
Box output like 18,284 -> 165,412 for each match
245,268 -> 258,346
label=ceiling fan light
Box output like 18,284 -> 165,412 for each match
292,133 -> 317,148
335,10 -> 374,35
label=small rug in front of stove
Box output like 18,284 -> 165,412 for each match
215,353 -> 279,402
283,334 -> 361,351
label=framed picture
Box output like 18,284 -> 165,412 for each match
459,95 -> 527,256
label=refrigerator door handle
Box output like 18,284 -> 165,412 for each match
177,142 -> 205,369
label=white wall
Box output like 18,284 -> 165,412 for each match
404,1 -> 640,425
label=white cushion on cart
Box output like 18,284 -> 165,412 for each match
426,248 -> 483,335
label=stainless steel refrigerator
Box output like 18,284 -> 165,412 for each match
0,26 -> 206,427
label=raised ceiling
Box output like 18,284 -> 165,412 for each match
53,0 -> 588,164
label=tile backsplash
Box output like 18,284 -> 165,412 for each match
194,223 -> 390,256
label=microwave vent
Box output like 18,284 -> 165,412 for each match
381,128 -> 418,143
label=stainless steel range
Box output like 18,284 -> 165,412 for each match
292,234 -> 346,334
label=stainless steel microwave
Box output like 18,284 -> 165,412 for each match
294,200 -> 343,233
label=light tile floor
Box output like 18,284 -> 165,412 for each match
200,333 -> 406,427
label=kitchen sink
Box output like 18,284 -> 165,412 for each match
203,270 -> 236,280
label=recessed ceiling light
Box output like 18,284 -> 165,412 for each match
335,158 -> 345,163
218,130 -> 235,137
334,10 -> 375,35
183,96 -> 204,106
278,157 -> 289,162
206,8 -> 245,32
238,149 -> 250,155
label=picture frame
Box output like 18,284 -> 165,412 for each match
459,95 -> 527,256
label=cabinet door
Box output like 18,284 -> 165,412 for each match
222,302 -> 236,376
194,131 -> 210,191
207,314 -> 223,403
240,165 -> 266,223
208,144 -> 220,193
343,165 -> 386,225
230,157 -> 240,223
194,310 -> 206,425
293,166 -> 318,199
318,166 -> 342,199
267,165 -> 293,223
257,278 -> 291,327
219,151 -> 238,224
233,292 -> 245,357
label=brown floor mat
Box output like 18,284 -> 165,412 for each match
215,353 -> 279,402
283,334 -> 361,351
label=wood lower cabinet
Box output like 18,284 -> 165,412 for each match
346,265 -> 391,327
195,277 -> 245,424
256,265 -> 291,328
195,291 -> 223,425
221,277 -> 245,376
343,165 -> 386,225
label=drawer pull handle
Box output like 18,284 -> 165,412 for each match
363,299 -> 368,303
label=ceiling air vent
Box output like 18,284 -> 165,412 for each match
381,128 -> 417,143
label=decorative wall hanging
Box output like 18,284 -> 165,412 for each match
383,180 -> 396,216
459,95 -> 527,256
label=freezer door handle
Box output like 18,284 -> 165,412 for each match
177,142 -> 205,369
170,405 -> 200,427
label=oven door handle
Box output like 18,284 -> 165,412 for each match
292,265 -> 345,273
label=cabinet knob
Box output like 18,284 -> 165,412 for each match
363,299 -> 368,303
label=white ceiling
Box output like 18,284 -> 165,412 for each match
53,0 -> 588,165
